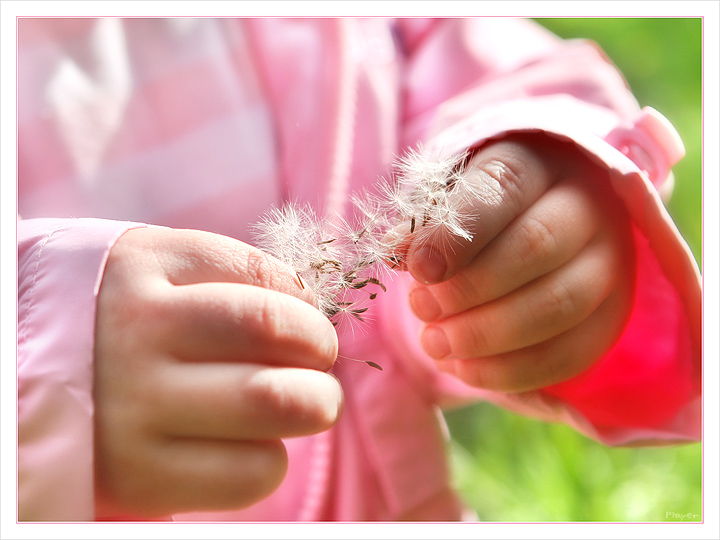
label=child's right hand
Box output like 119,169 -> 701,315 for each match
93,228 -> 342,518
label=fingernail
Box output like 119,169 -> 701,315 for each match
421,325 -> 451,359
411,246 -> 447,284
326,373 -> 345,420
409,286 -> 441,321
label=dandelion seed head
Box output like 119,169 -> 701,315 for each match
252,145 -> 481,333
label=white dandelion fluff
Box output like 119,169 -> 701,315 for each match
252,145 -> 479,334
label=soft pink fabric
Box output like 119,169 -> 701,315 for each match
16,17 -> 701,522
17,218 -> 147,521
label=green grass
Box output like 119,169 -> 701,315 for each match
443,17 -> 703,523
445,404 -> 702,522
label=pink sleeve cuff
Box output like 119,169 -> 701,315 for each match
18,218 -> 146,521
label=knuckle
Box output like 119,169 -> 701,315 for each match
529,344 -> 573,388
242,246 -> 278,289
479,158 -> 528,213
255,292 -> 283,340
457,316 -> 494,358
536,281 -> 578,325
512,216 -> 558,265
440,273 -> 482,314
242,244 -> 311,302
249,380 -> 297,422
525,339 -> 602,391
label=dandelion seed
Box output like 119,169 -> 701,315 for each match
337,354 -> 384,371
252,145 -> 481,360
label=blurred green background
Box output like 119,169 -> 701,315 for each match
443,17 -> 702,522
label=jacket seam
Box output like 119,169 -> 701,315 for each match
17,221 -> 68,369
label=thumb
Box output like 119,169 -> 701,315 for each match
404,137 -> 560,284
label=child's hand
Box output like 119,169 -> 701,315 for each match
93,228 -> 342,518
406,134 -> 635,393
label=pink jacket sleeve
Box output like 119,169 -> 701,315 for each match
17,218 -> 145,520
391,18 -> 701,445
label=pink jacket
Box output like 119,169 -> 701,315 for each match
17,18 -> 701,522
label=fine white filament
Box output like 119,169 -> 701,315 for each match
253,146 -> 479,326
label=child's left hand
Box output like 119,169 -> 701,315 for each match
406,134 -> 635,393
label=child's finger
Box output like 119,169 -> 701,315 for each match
419,233 -> 622,360
159,282 -> 338,370
100,437 -> 289,517
409,176 -> 602,320
158,438 -> 288,514
109,227 -> 315,304
433,281 -> 633,393
405,136 -> 561,284
148,363 -> 343,440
